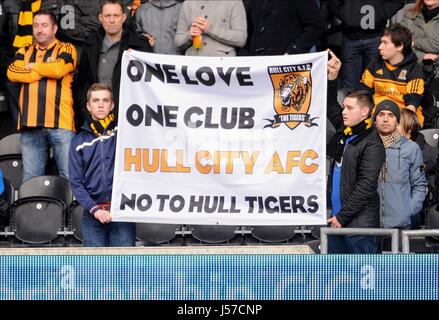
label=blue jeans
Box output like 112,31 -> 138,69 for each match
328,235 -> 377,254
341,36 -> 381,90
82,213 -> 136,247
21,128 -> 75,182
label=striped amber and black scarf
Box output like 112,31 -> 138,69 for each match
328,118 -> 373,163
88,112 -> 115,136
12,0 -> 42,51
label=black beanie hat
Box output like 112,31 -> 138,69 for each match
374,100 -> 401,123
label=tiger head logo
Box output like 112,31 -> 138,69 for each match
278,74 -> 311,112
267,65 -> 314,130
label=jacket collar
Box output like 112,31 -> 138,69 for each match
87,24 -> 147,53
86,25 -> 128,44
383,51 -> 418,69
35,38 -> 59,51
345,125 -> 376,146
81,120 -> 117,134
387,135 -> 406,149
407,8 -> 439,21
150,0 -> 180,8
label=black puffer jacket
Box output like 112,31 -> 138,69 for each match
327,80 -> 385,228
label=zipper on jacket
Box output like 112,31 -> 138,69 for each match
99,136 -> 107,192
398,147 -> 401,170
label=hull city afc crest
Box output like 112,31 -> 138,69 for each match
265,64 -> 318,130
398,69 -> 407,81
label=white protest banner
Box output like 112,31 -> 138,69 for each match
111,51 -> 327,225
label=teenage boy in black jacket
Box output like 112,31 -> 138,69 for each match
326,50 -> 386,254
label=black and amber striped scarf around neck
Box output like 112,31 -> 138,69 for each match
88,112 -> 115,136
328,118 -> 373,163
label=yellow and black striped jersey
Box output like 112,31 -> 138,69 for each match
7,39 -> 77,132
360,52 -> 424,121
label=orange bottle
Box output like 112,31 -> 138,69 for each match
192,35 -> 203,49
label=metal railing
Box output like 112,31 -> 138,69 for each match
320,227 -> 399,254
401,229 -> 439,253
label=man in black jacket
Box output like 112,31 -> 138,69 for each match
75,0 -> 152,128
242,0 -> 323,56
330,0 -> 405,90
326,50 -> 385,254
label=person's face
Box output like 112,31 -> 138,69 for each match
87,90 -> 114,121
99,3 -> 127,37
379,35 -> 403,61
375,110 -> 399,135
342,97 -> 368,127
424,0 -> 439,10
33,14 -> 57,48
